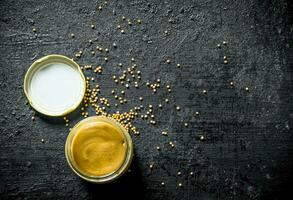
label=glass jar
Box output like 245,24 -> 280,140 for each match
65,116 -> 133,183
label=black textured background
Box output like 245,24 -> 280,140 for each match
0,0 -> 293,199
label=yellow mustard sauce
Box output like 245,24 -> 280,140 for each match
71,120 -> 127,177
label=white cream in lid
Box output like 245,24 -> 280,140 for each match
24,55 -> 85,116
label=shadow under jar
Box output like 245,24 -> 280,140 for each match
65,116 -> 133,183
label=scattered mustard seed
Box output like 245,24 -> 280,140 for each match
161,131 -> 168,136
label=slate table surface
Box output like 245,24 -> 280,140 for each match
0,0 -> 292,199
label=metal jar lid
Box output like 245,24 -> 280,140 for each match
24,54 -> 86,117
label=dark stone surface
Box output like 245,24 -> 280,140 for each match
0,0 -> 292,199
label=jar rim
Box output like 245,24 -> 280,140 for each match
65,116 -> 133,183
